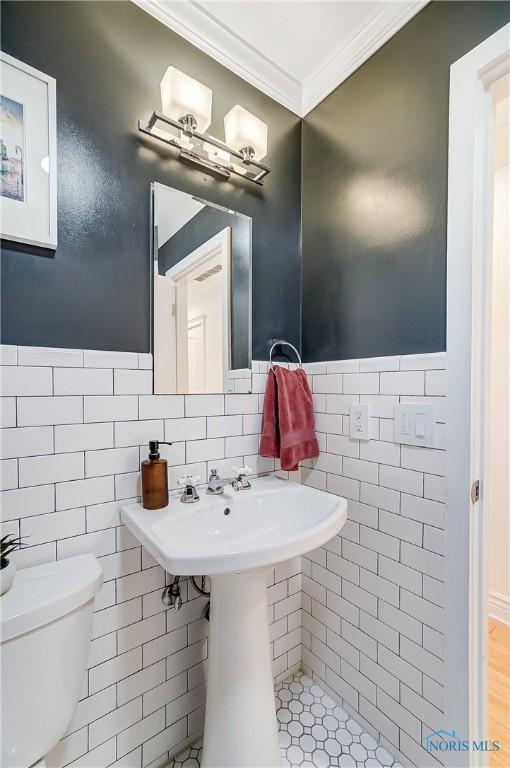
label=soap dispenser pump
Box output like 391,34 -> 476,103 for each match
142,440 -> 172,510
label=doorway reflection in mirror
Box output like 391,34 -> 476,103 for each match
152,183 -> 252,394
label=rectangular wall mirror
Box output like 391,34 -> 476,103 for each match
152,182 -> 252,394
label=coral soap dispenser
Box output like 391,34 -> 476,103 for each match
142,440 -> 172,510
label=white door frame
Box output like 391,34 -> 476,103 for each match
446,23 -> 509,768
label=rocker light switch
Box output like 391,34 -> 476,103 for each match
394,404 -> 434,447
415,414 -> 426,437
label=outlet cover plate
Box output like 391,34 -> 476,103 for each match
349,404 -> 370,440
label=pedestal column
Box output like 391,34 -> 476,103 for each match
202,569 -> 280,767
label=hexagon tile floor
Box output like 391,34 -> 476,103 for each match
169,671 -> 403,768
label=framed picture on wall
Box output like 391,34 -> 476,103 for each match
0,52 -> 57,249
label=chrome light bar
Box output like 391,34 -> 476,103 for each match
138,111 -> 271,186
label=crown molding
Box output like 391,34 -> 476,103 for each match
133,0 -> 302,115
134,0 -> 428,118
301,1 -> 428,115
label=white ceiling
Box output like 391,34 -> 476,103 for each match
135,0 -> 427,116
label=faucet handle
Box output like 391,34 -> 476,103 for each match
232,466 -> 252,490
178,475 -> 200,487
178,475 -> 200,504
233,465 -> 252,477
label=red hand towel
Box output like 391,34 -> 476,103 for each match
260,365 -> 319,472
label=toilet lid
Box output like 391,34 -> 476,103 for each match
1,554 -> 103,642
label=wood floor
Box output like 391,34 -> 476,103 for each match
489,619 -> 510,768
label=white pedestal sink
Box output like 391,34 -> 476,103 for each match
122,475 -> 347,768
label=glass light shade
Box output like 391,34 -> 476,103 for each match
224,105 -> 268,161
160,67 -> 212,133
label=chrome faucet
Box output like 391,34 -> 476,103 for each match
207,466 -> 252,495
207,469 -> 236,495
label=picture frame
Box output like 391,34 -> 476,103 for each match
0,52 -> 57,249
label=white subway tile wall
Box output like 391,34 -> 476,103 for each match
301,352 -> 447,768
1,347 -> 446,768
0,347 -> 301,768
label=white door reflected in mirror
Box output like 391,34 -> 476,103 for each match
155,228 -> 230,394
187,315 -> 207,393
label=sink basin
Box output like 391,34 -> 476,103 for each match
121,474 -> 347,576
121,474 -> 347,768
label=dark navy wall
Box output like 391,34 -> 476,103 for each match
3,2 -> 509,361
301,1 -> 510,362
1,1 -> 301,357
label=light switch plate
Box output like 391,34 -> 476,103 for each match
394,403 -> 435,447
349,404 -> 370,440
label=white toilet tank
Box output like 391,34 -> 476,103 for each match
1,554 -> 103,768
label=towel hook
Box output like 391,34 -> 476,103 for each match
269,339 -> 302,370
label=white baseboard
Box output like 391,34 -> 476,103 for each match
488,590 -> 510,626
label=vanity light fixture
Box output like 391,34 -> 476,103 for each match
139,66 -> 271,185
